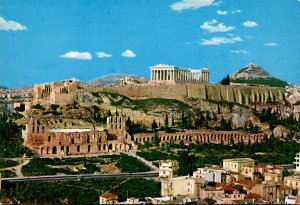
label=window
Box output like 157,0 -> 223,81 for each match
48,135 -> 51,142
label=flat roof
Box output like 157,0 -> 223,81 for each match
48,129 -> 91,133
223,158 -> 255,162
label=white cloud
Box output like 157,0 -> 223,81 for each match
232,9 -> 242,14
96,52 -> 112,58
245,35 -> 254,39
264,43 -> 278,46
212,1 -> 222,6
201,36 -> 242,45
230,50 -> 248,54
121,50 -> 136,58
170,0 -> 214,11
200,19 -> 235,33
217,10 -> 228,15
0,16 -> 27,31
243,21 -> 258,27
60,51 -> 92,60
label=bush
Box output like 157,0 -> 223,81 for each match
116,154 -> 150,173
0,170 -> 17,178
0,159 -> 18,169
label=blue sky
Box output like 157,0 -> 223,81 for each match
0,0 -> 300,87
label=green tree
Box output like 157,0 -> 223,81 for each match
177,151 -> 189,176
171,114 -> 175,126
164,113 -> 169,128
153,132 -> 160,147
220,75 -> 230,85
151,120 -> 158,130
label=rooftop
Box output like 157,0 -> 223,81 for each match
100,192 -> 117,199
235,180 -> 257,187
48,129 -> 91,133
48,128 -> 104,133
223,158 -> 255,162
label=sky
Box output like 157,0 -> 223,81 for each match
0,0 -> 300,88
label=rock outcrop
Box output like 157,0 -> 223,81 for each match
89,83 -> 285,106
230,64 -> 271,80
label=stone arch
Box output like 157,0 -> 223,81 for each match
103,144 -> 106,151
108,144 -> 113,151
48,135 -> 51,142
88,145 -> 91,153
66,146 -> 69,154
52,146 -> 57,154
77,145 -> 80,153
70,134 -> 74,144
120,144 -> 124,151
87,134 -> 90,143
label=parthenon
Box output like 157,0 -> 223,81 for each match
149,64 -> 210,84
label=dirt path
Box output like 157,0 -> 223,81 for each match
0,158 -> 30,177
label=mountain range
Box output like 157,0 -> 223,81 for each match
85,74 -> 147,87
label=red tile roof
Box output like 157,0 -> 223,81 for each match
257,163 -> 268,168
245,193 -> 262,199
236,180 -> 256,187
100,193 -> 117,199
221,185 -> 237,193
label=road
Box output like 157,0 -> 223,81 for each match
3,171 -> 159,183
2,151 -> 159,183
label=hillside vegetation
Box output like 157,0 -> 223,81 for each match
231,77 -> 288,88
229,63 -> 288,87
98,91 -> 189,113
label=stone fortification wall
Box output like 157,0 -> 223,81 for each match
133,130 -> 269,146
92,84 -> 285,105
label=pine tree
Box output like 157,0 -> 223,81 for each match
151,120 -> 158,130
165,113 -> 169,128
171,114 -> 175,126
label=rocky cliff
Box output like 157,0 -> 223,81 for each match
230,64 -> 271,80
89,83 -> 285,106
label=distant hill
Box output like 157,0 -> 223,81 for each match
230,64 -> 288,87
85,74 -> 148,87
0,86 -> 7,89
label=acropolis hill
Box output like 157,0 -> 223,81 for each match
92,83 -> 285,105
88,63 -> 285,105
9,63 -> 300,156
32,64 -> 285,107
